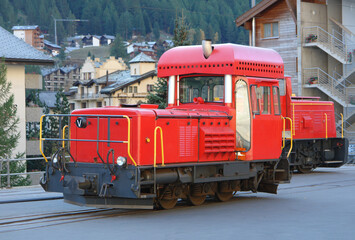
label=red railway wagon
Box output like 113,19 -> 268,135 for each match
280,77 -> 348,172
40,42 -> 347,209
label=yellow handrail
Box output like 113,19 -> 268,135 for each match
122,115 -> 137,166
62,125 -> 68,148
154,126 -> 165,167
39,115 -> 48,162
40,114 -> 137,166
324,113 -> 328,139
284,117 -> 293,158
340,113 -> 344,138
281,116 -> 285,150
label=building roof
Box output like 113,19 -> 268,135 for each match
61,65 -> 78,74
103,35 -> 115,40
41,67 -> 57,76
12,25 -> 39,30
236,0 -> 287,27
0,26 -> 53,65
44,40 -> 61,49
87,70 -> 122,86
65,86 -> 78,96
100,70 -> 156,94
41,65 -> 78,76
129,52 -> 155,64
38,91 -> 58,108
94,62 -> 103,68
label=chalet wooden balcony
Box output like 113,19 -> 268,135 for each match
303,26 -> 352,64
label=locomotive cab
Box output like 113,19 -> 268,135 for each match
165,73 -> 283,162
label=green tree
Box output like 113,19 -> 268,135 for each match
57,46 -> 66,65
153,21 -> 160,41
110,34 -> 128,60
0,61 -> 20,159
147,16 -> 192,108
0,61 -> 30,187
146,78 -> 168,109
173,16 -> 191,47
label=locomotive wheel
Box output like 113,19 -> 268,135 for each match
297,165 -> 314,174
156,186 -> 178,210
157,198 -> 178,210
187,194 -> 206,206
215,191 -> 233,202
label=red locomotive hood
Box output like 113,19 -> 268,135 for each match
71,105 -> 231,119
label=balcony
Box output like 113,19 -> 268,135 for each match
25,73 -> 42,89
303,26 -> 352,64
76,93 -> 105,100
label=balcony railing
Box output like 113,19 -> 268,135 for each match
79,93 -> 104,99
303,26 -> 351,64
303,68 -> 355,106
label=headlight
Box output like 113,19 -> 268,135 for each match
116,156 -> 127,167
53,155 -> 58,163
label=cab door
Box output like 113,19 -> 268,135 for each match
248,83 -> 282,160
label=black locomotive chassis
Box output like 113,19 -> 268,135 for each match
285,137 -> 349,168
40,158 -> 290,209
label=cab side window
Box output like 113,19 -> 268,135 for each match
250,85 -> 259,114
273,86 -> 281,115
256,86 -> 271,115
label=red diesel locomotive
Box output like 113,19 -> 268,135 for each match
40,42 -> 348,209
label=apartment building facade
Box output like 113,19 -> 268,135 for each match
236,0 -> 355,142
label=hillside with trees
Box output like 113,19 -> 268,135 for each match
0,0 -> 251,45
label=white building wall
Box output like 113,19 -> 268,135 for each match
342,0 -> 355,34
13,30 -> 25,41
7,65 -> 26,157
93,37 -> 100,47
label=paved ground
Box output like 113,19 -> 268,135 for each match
1,166 -> 355,240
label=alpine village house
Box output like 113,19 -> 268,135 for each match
67,53 -> 157,109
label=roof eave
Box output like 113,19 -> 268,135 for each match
236,0 -> 279,27
4,58 -> 54,66
102,70 -> 156,94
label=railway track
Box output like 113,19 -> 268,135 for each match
0,208 -> 147,233
1,170 -> 355,234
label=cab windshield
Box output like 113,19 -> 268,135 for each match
179,76 -> 224,103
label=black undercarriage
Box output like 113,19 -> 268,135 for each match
41,158 -> 290,209
284,137 -> 348,173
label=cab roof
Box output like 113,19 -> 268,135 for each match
158,43 -> 284,79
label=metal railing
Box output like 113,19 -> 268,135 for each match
0,157 -> 47,188
303,26 -> 350,63
80,93 -> 104,99
335,113 -> 355,144
39,114 -> 137,166
303,68 -> 355,106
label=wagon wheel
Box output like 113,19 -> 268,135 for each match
215,191 -> 234,202
156,186 -> 178,210
297,165 -> 314,174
